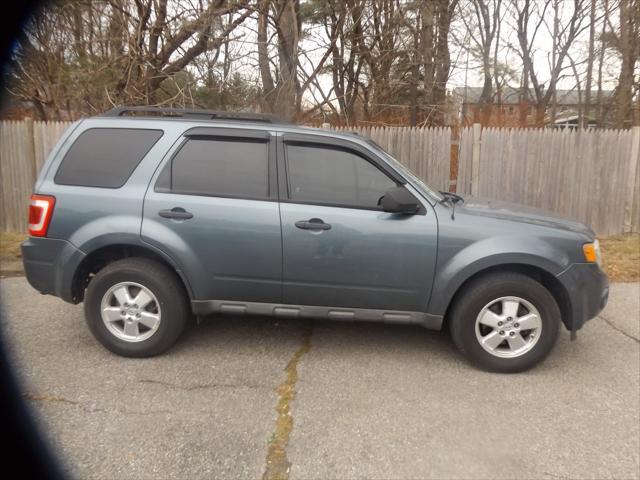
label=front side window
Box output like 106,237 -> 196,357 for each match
55,128 -> 163,188
285,144 -> 396,209
161,137 -> 269,198
365,139 -> 442,202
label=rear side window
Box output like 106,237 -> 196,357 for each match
55,128 -> 163,188
285,144 -> 396,209
158,138 -> 268,198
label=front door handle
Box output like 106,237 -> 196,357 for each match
159,207 -> 193,220
295,218 -> 331,231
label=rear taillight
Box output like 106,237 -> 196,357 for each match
28,194 -> 55,237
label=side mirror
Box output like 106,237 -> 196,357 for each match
378,186 -> 420,214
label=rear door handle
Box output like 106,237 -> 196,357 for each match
159,207 -> 193,220
295,218 -> 331,230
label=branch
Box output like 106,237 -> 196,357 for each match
156,5 -> 253,87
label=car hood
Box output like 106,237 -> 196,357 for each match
456,196 -> 594,237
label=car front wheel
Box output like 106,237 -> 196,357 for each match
449,272 -> 560,373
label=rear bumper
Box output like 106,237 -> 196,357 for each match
21,237 -> 85,303
556,262 -> 609,332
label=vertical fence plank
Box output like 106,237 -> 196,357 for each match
471,123 -> 482,196
624,127 -> 640,233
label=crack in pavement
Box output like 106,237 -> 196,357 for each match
24,376 -> 275,418
543,471 -> 571,479
262,321 -> 313,480
25,393 -> 79,406
137,378 -> 271,391
600,314 -> 640,344
24,393 -> 174,416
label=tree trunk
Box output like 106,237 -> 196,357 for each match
432,0 -> 456,125
258,0 -> 276,113
256,0 -> 301,121
421,0 -> 436,106
583,0 -> 596,127
549,0 -> 560,124
614,0 -> 637,128
596,0 -> 608,126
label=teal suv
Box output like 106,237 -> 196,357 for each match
22,107 -> 609,372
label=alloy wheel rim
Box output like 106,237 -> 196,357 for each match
100,281 -> 161,343
474,296 -> 542,358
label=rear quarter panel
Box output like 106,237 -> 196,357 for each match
38,119 -> 183,252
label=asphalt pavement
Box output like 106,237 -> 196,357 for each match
1,277 -> 638,480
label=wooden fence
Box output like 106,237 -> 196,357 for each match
1,120 -> 639,236
457,126 -> 640,236
1,120 -> 73,232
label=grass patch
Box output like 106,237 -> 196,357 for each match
600,234 -> 640,283
0,232 -> 27,275
1,232 -> 26,259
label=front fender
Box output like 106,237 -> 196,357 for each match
428,235 -> 569,316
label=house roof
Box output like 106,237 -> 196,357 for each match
452,86 -> 614,105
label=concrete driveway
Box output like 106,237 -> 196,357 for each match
1,277 -> 638,480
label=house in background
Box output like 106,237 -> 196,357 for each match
451,86 -> 615,128
551,113 -> 596,129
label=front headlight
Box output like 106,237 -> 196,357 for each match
583,239 -> 602,265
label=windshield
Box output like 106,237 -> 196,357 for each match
366,139 -> 444,202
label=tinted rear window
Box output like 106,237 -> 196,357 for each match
162,138 -> 268,198
55,128 -> 163,188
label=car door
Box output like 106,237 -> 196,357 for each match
141,127 -> 282,303
278,134 -> 438,313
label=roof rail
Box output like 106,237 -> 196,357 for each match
101,106 -> 289,124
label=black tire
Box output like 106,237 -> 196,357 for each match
84,257 -> 189,358
449,272 -> 560,373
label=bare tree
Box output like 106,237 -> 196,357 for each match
420,0 -> 458,125
514,0 -> 588,125
355,0 -> 402,121
458,0 -> 503,122
609,0 -> 640,127
326,0 -> 366,123
596,0 -> 611,126
8,0 -> 253,119
582,0 -> 597,127
4,0 -> 634,128
257,0 -> 301,121
113,0 -> 253,103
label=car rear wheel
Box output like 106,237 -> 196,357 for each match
449,272 -> 560,373
84,258 -> 189,357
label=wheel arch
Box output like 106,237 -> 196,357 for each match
440,263 -> 573,332
71,242 -> 194,303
